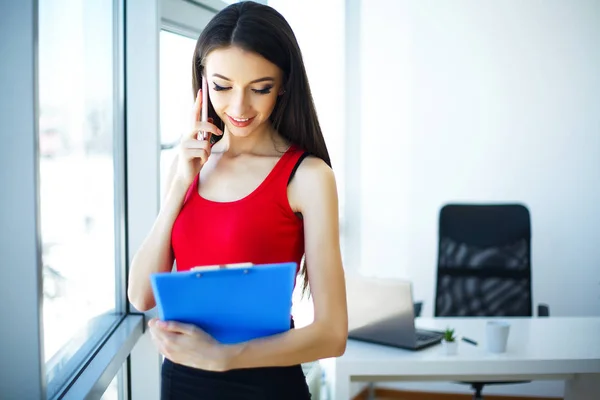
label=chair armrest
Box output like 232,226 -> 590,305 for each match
414,301 -> 423,317
537,303 -> 550,317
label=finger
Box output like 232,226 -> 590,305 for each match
148,326 -> 176,360
151,323 -> 179,344
193,121 -> 222,135
163,321 -> 197,335
148,325 -> 163,345
181,148 -> 210,165
189,121 -> 223,139
181,138 -> 211,150
154,335 -> 171,358
148,319 -> 165,335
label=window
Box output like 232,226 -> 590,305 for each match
159,30 -> 198,196
38,0 -> 124,397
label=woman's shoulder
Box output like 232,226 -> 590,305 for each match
287,153 -> 337,217
272,135 -> 335,189
295,154 -> 330,173
289,153 -> 336,195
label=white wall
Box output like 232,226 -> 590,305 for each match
360,0 -> 600,317
359,0 -> 600,397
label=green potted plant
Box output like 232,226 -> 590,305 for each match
442,327 -> 458,355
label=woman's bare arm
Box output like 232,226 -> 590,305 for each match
221,156 -> 348,368
127,155 -> 188,311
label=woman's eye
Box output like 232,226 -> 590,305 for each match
212,83 -> 272,94
252,86 -> 273,95
213,83 -> 231,91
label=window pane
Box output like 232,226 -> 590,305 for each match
39,0 -> 119,396
159,30 -> 198,197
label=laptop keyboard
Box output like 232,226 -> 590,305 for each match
416,330 -> 441,342
417,333 -> 434,342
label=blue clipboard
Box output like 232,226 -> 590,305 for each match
150,262 -> 297,344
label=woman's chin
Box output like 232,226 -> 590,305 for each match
227,125 -> 255,137
226,121 -> 268,138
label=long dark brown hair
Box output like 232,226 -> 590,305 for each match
191,1 -> 331,294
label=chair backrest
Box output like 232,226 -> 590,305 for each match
434,204 -> 533,317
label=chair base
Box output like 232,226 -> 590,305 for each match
471,382 -> 484,399
459,380 -> 532,400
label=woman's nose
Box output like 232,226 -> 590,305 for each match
228,88 -> 249,117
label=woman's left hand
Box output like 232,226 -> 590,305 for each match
148,318 -> 229,371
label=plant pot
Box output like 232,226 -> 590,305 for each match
441,339 -> 458,355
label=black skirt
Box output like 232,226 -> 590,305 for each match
161,358 -> 312,400
160,320 -> 312,400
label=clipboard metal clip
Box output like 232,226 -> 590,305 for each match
191,262 -> 254,277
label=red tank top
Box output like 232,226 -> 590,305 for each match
171,145 -> 306,275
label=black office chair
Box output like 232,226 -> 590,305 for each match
434,203 -> 549,399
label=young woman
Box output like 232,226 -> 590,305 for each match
127,1 -> 347,399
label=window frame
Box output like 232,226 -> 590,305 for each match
0,1 -> 261,399
0,1 -> 45,398
42,0 -> 141,396
0,0 -> 145,398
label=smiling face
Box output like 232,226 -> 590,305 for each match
204,46 -> 284,138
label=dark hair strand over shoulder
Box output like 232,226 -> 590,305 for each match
192,1 -> 332,295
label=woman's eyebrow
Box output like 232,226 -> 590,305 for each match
212,73 -> 275,84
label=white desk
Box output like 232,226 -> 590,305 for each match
322,317 -> 600,400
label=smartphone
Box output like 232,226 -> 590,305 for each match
201,76 -> 211,142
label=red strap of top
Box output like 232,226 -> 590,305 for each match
181,145 -> 307,208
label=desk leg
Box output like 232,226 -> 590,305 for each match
564,373 -> 600,400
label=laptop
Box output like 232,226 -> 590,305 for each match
347,280 -> 444,350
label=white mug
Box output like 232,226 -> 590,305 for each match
486,321 -> 510,353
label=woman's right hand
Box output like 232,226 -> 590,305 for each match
175,89 -> 223,187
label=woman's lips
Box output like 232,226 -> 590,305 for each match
227,115 -> 255,128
